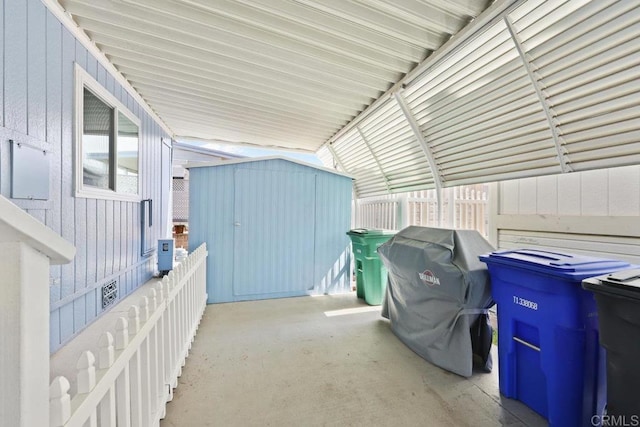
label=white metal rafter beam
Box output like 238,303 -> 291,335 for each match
326,144 -> 348,173
393,91 -> 443,223
356,126 -> 391,192
504,16 -> 572,174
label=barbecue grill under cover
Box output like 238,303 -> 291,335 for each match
379,226 -> 495,377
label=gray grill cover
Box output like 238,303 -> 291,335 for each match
379,226 -> 495,377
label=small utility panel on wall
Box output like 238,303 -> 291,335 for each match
10,140 -> 50,200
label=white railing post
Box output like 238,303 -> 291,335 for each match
0,196 -> 75,427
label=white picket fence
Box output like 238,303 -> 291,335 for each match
49,243 -> 208,427
354,185 -> 489,236
356,197 -> 399,231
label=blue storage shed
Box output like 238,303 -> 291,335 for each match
188,157 -> 353,303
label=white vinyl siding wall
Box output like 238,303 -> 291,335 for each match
493,165 -> 640,265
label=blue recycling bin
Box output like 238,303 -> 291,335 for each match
479,249 -> 631,427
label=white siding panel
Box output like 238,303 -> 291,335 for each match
580,169 -> 609,215
608,166 -> 640,216
500,180 -> 520,215
557,173 -> 582,216
495,166 -> 640,265
517,178 -> 538,214
535,175 -> 558,215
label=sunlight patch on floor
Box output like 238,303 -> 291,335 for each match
323,306 -> 382,317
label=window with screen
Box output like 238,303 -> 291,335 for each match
75,64 -> 140,200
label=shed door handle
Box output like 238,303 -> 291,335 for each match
234,222 -> 241,227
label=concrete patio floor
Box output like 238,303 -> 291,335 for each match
161,294 -> 547,427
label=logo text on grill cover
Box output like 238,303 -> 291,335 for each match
419,270 -> 441,286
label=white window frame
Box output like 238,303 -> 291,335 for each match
74,63 -> 142,201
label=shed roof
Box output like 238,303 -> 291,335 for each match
172,141 -> 245,160
185,156 -> 353,179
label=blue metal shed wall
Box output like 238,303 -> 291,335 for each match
189,159 -> 352,303
189,165 -> 234,303
0,0 -> 170,352
313,171 -> 352,294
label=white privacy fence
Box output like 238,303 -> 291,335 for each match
50,244 -> 208,427
354,185 -> 489,236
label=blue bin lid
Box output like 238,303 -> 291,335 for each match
479,249 -> 632,281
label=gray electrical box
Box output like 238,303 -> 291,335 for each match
158,239 -> 174,275
11,141 -> 50,200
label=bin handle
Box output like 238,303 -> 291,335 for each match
510,249 -> 568,260
607,269 -> 640,282
513,336 -> 540,352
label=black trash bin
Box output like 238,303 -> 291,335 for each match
583,269 -> 640,420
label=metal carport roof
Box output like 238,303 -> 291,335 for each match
47,0 -> 640,197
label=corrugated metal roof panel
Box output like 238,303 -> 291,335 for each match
328,0 -> 640,196
56,0 -> 491,151
50,0 -> 640,196
521,0 -> 640,172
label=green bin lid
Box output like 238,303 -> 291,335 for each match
347,228 -> 395,236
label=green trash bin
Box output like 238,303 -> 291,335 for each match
347,229 -> 396,305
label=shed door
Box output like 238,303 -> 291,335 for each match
233,169 -> 316,299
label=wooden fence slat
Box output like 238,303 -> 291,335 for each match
98,332 -> 115,369
76,351 -> 96,394
147,289 -> 161,422
129,350 -> 143,427
128,305 -> 143,427
115,317 -> 129,350
99,387 -> 116,427
50,377 -> 71,427
128,306 -> 140,336
139,337 -> 152,427
115,368 -> 132,427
